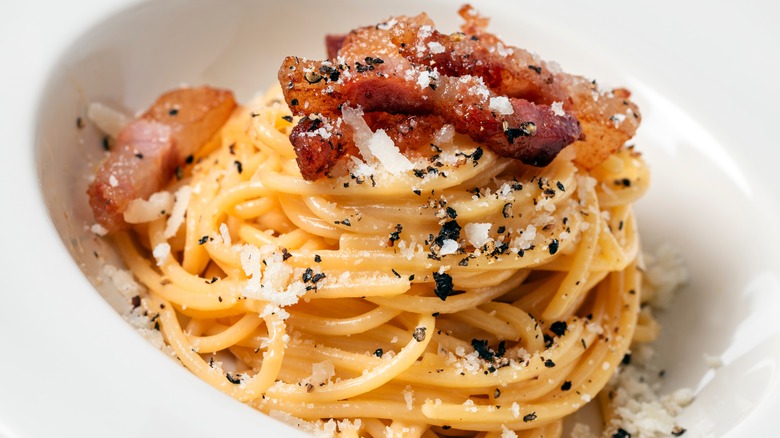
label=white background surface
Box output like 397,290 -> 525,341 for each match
1,1 -> 778,437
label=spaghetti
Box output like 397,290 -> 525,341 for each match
112,84 -> 653,436
100,8 -> 662,438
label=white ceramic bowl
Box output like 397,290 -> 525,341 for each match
2,1 -> 779,436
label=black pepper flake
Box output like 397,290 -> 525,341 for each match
312,273 -> 326,283
556,181 -> 566,191
550,321 -> 567,336
432,312 -> 440,317
135,152 -> 144,159
168,108 -> 179,116
471,339 -> 494,360
494,388 -> 501,399
561,381 -> 572,391
174,166 -> 183,181
391,268 -> 401,278
445,207 -> 458,219
131,295 -> 141,308
413,326 -> 427,342
523,412 -> 537,422
544,359 -> 556,368
413,189 -> 422,196
282,115 -> 293,123
304,70 -> 323,84
388,224 -> 403,247
281,248 -> 292,261
233,160 -> 243,174
76,117 -> 84,129
433,271 -> 463,300
198,235 -> 209,245
458,257 -> 470,267
408,274 -> 415,281
365,56 -> 384,66
615,178 -> 632,187
101,136 -> 111,151
374,348 -> 383,358
471,339 -> 505,361
520,121 -> 537,136
302,268 -> 314,283
206,276 -> 219,284
543,334 -> 554,349
185,154 -> 194,164
470,147 -> 483,165
314,254 -> 321,263
671,426 -> 686,436
528,65 -> 542,74
502,203 -> 513,218
548,239 -> 559,255
319,64 -> 340,82
290,98 -> 299,106
442,426 -> 451,430
622,353 -> 632,365
225,373 -> 242,384
612,428 -> 631,438
434,220 -> 461,247
218,296 -> 223,302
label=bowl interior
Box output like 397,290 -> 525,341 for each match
35,0 -> 780,436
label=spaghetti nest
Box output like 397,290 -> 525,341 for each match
116,87 -> 654,437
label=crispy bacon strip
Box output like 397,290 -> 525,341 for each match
298,7 -> 640,174
88,86 -> 236,232
386,7 -> 641,168
280,54 -> 581,178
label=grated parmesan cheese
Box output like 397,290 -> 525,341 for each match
102,264 -> 144,298
489,96 -> 514,115
439,239 -> 459,256
465,223 -> 492,248
501,425 -> 518,438
240,243 -> 262,294
152,242 -> 170,266
123,191 -> 174,224
342,106 -> 414,174
163,185 -> 192,239
402,385 -> 414,411
643,243 -> 689,309
90,223 -> 109,236
219,223 -> 232,245
551,101 -> 565,117
427,41 -> 445,54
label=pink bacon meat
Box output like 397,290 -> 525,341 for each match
88,86 -> 236,232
